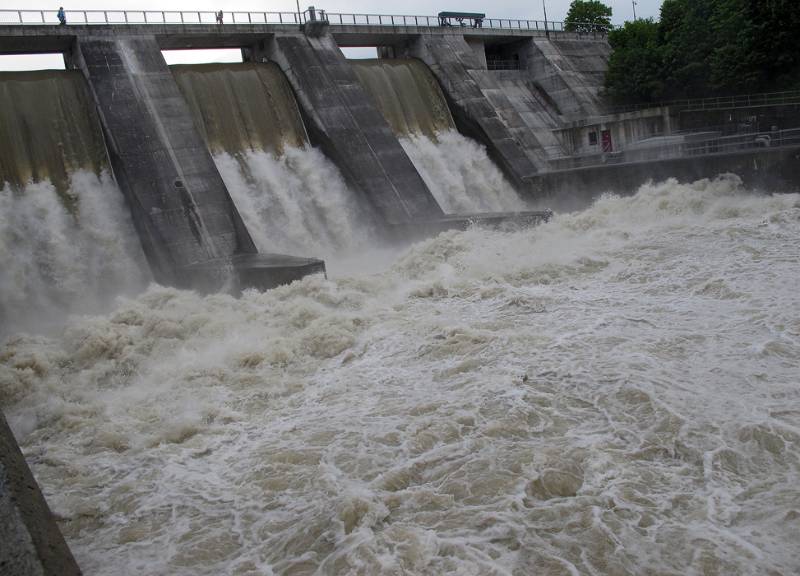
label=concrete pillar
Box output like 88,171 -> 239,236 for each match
74,35 -> 323,291
1,411 -> 82,576
260,31 -> 444,224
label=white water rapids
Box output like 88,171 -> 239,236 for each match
1,174 -> 798,574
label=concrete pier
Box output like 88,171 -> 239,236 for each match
0,412 -> 81,576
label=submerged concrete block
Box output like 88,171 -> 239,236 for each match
262,32 -> 444,224
0,412 -> 81,576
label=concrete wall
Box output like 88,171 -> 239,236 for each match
555,108 -> 670,156
520,38 -> 610,120
1,412 -> 82,576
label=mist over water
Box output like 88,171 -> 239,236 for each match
214,147 -> 376,260
2,175 -> 798,575
401,131 -> 528,213
0,171 -> 148,336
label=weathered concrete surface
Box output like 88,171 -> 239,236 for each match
0,412 -> 81,576
407,35 -> 541,191
0,23 -> 587,54
74,35 -> 324,290
521,38 -> 611,120
259,31 -> 444,224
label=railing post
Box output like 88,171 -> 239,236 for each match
40,10 -> 44,23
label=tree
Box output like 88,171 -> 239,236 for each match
564,0 -> 612,33
603,0 -> 800,104
605,19 -> 664,103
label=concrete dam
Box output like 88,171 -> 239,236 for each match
3,10 -> 800,576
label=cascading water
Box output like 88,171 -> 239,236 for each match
352,59 -> 527,213
2,175 -> 798,575
172,63 -> 374,259
0,71 -> 148,336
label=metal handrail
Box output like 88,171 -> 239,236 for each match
0,8 -> 609,36
550,128 -> 800,170
0,9 -> 306,25
607,90 -> 800,115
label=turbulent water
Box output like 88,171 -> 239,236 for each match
2,175 -> 798,575
214,148 -> 373,259
0,172 -> 148,337
353,59 -> 525,213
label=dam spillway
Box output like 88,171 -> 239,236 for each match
352,59 -> 528,214
171,61 -> 374,257
0,70 -> 108,196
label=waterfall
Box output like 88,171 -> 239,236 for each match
352,59 -> 526,213
172,62 -> 374,258
0,70 -> 108,195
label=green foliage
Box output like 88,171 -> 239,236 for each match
605,19 -> 663,103
564,0 -> 612,33
604,0 -> 800,103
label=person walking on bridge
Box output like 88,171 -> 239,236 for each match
56,6 -> 66,25
215,10 -> 224,24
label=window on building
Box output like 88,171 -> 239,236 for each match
588,131 -> 598,146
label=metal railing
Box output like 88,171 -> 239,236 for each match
0,8 -> 609,36
550,128 -> 800,170
0,9 -> 307,25
487,59 -> 521,71
607,90 -> 800,115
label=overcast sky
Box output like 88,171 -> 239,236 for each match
0,0 -> 663,69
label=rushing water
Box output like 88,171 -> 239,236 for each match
2,175 -> 798,575
352,59 -> 525,213
0,171 -> 148,336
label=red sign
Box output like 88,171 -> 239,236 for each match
601,129 -> 613,152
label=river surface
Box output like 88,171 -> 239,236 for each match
1,175 -> 799,575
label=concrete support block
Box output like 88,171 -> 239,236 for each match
261,31 -> 443,224
1,412 -> 82,576
408,35 -> 540,192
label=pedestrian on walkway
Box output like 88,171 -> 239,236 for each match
57,6 -> 66,25
215,10 -> 224,24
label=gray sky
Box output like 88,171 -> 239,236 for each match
0,0 -> 663,69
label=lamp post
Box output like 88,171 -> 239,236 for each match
296,0 -> 302,23
542,0 -> 549,37
632,0 -> 637,20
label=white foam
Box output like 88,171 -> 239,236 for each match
2,175 -> 799,575
213,147 -> 376,260
0,171 -> 148,336
400,130 -> 528,214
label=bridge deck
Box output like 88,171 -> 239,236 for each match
0,22 -> 606,54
